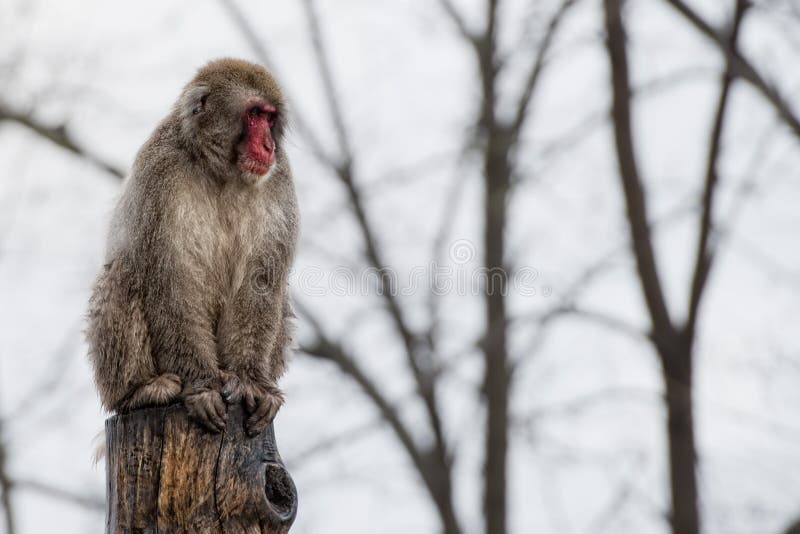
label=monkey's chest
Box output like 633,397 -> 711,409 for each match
174,201 -> 289,297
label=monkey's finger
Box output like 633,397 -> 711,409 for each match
246,416 -> 270,437
247,397 -> 270,432
211,392 -> 228,422
189,404 -> 221,433
265,399 -> 280,422
246,400 -> 279,436
251,395 -> 272,420
201,393 -> 227,430
221,376 -> 242,404
246,411 -> 270,436
243,390 -> 258,413
202,402 -> 227,432
246,397 -> 278,436
186,394 -> 225,432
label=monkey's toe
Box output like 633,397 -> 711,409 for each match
120,373 -> 183,411
185,390 -> 227,433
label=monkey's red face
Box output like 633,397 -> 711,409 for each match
238,101 -> 278,176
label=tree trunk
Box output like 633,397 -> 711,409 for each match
482,129 -> 512,534
661,351 -> 699,534
104,403 -> 297,534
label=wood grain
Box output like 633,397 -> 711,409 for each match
105,404 -> 296,533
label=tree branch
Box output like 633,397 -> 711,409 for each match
511,0 -> 578,138
0,424 -> 14,534
437,0 -> 478,42
297,0 -> 450,468
216,0 -> 333,165
0,102 -> 124,179
477,0 -> 501,131
11,479 -> 104,512
301,0 -> 353,163
603,0 -> 675,342
664,0 -> 800,138
294,302 -> 460,533
685,0 -> 749,337
295,304 -> 425,474
219,0 -> 448,465
221,2 -> 456,526
567,306 -> 650,341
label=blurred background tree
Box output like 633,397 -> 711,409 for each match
1,0 -> 800,533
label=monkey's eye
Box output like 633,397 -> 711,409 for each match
248,106 -> 278,127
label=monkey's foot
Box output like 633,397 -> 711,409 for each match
222,379 -> 283,437
184,389 -> 227,433
120,373 -> 182,411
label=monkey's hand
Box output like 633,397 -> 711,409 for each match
184,389 -> 227,433
220,374 -> 283,436
119,373 -> 182,412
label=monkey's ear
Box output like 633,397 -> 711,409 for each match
181,84 -> 210,117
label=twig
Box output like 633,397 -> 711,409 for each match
0,422 -> 14,534
0,102 -> 124,179
297,0 -> 450,473
293,301 -> 458,524
684,0 -> 750,337
664,0 -> 800,138
11,479 -> 104,512
300,0 -> 353,163
437,0 -> 478,42
511,0 -> 578,138
216,0 -> 333,165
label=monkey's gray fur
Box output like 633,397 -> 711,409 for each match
86,58 -> 298,436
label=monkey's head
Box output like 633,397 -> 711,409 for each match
176,58 -> 287,184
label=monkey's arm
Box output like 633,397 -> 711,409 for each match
266,295 -> 294,383
141,273 -> 229,432
87,260 -> 182,412
217,273 -> 291,436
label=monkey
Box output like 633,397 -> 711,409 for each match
86,58 -> 298,436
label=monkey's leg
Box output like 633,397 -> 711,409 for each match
87,261 -> 174,413
236,298 -> 295,436
218,282 -> 289,436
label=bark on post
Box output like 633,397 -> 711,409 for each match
104,403 -> 297,533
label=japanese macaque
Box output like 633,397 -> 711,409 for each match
86,58 -> 298,436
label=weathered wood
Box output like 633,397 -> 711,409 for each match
105,404 -> 297,533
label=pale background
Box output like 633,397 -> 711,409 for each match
1,0 -> 800,533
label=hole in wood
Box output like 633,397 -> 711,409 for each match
265,463 -> 297,521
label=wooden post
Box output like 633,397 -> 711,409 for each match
104,403 -> 297,533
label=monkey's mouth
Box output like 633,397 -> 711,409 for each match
240,157 -> 272,175
240,143 -> 275,175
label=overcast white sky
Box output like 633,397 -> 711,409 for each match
1,1 -> 800,533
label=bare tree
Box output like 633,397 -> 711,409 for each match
217,1 -> 579,533
2,0 -> 800,533
602,1 -> 800,533
0,419 -> 15,534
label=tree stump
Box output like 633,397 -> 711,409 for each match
104,403 -> 297,533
